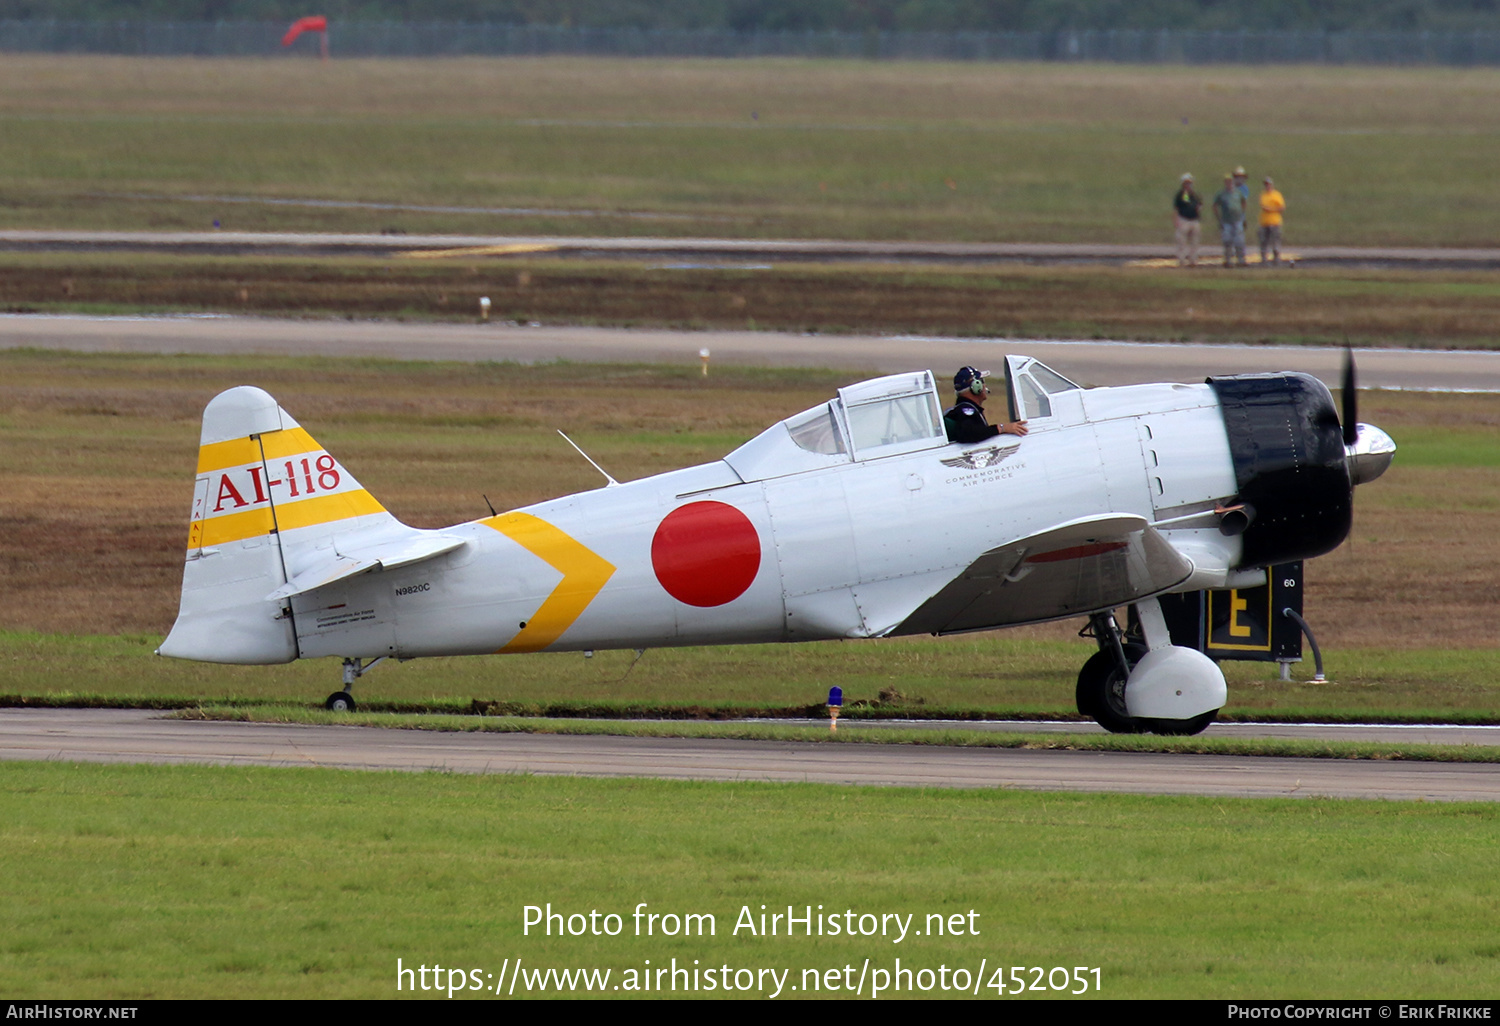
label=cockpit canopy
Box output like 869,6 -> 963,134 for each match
1006,356 -> 1083,420
723,360 -> 1081,483
838,371 -> 947,459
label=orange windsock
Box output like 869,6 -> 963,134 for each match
281,16 -> 328,46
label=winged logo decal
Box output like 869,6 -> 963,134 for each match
940,443 -> 1020,470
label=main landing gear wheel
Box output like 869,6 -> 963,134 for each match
325,691 -> 356,712
1076,639 -> 1219,736
1075,644 -> 1145,734
1077,648 -> 1219,736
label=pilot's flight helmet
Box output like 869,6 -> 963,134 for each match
954,366 -> 988,396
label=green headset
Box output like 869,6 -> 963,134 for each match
955,366 -> 987,398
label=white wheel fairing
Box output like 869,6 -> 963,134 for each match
1123,646 -> 1226,720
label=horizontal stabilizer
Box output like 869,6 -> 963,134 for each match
894,513 -> 1193,636
266,532 -> 466,601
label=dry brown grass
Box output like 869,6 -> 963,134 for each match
1304,391 -> 1500,649
4,256 -> 1500,348
0,351 -> 1492,649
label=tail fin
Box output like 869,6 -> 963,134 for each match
158,386 -> 396,664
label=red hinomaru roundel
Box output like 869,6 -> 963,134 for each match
650,501 -> 761,607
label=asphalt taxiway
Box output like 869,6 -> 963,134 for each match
4,709 -> 1498,802
3,314 -> 1498,392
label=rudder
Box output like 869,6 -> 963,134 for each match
158,385 -> 395,664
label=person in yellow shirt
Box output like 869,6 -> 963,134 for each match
1259,177 -> 1287,265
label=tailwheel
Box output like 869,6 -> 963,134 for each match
1075,644 -> 1145,734
327,656 -> 385,713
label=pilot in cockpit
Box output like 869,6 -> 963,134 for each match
944,367 -> 1029,445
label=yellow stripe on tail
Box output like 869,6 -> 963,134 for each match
188,425 -> 386,550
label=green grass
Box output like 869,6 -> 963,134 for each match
1387,426 -> 1500,468
7,630 -> 1500,724
2,760 -> 1499,998
3,57 -> 1500,245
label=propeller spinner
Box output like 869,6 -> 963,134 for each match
1341,346 -> 1397,486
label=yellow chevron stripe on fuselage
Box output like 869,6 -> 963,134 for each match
482,511 -> 616,653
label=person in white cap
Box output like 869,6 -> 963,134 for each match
1172,173 -> 1203,266
1233,165 -> 1250,210
1213,173 -> 1247,268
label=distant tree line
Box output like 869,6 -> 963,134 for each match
2,0 -> 1497,33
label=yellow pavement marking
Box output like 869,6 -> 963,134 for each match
1128,252 -> 1300,268
403,243 -> 559,259
482,511 -> 616,653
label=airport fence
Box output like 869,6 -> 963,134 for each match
2,21 -> 1500,65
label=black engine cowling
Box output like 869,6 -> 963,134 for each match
1208,372 -> 1352,569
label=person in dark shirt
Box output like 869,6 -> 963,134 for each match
944,366 -> 1029,444
1173,172 -> 1203,267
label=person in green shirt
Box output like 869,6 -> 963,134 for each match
1213,173 -> 1247,268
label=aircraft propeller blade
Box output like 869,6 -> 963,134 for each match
1340,343 -> 1397,486
1341,343 -> 1358,447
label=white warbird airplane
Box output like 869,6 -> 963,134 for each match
158,354 -> 1394,735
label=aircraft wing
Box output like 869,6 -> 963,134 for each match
265,532 -> 467,601
893,513 -> 1193,636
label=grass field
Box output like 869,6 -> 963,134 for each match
1,56 -> 1498,244
4,56 -> 1497,350
0,350 -> 1495,720
5,253 -> 1500,348
3,761 -> 1499,999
